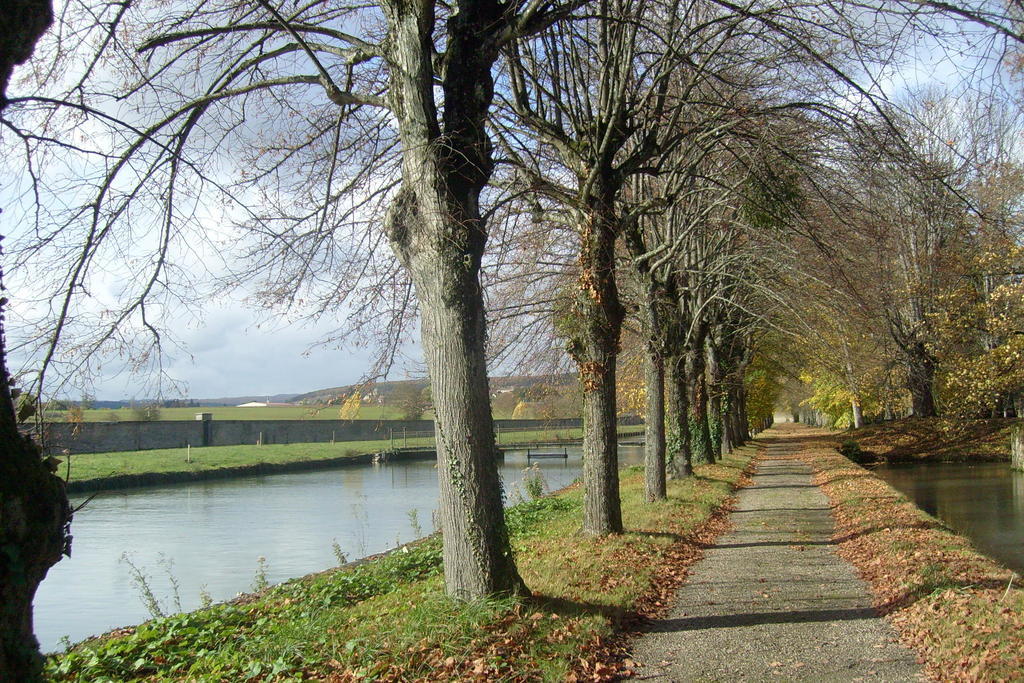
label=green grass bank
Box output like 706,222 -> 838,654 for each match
48,446 -> 756,681
62,426 -> 645,492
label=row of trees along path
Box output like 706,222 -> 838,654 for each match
632,424 -> 920,681
2,0 -> 1022,679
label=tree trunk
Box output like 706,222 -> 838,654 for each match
906,344 -> 938,418
728,384 -> 744,448
0,432 -> 70,681
720,388 -> 734,456
581,349 -> 623,534
0,0 -> 53,104
665,355 -> 692,477
686,349 -> 714,464
1011,424 -> 1023,472
851,400 -> 864,429
1,3 -> 74,679
705,343 -> 724,457
570,199 -> 625,536
842,339 -> 864,429
738,385 -> 750,441
412,263 -> 525,598
622,224 -> 667,502
0,260 -> 70,683
643,348 -> 666,502
382,0 -> 525,599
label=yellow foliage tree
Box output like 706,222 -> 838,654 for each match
615,332 -> 645,418
511,401 -> 531,419
338,392 -> 361,420
788,280 -> 904,427
744,356 -> 782,429
931,245 -> 1024,417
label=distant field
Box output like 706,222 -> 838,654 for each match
46,404 -> 416,422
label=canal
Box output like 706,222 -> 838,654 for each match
35,445 -> 644,652
874,461 -> 1024,575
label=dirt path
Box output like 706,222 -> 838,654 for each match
630,428 -> 921,681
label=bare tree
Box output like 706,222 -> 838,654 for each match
3,0 -> 599,602
502,0 -> 712,534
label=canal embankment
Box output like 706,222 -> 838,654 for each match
62,425 -> 644,493
800,427 -> 1024,680
841,416 -> 1019,464
65,448 -> 402,494
45,445 -> 756,681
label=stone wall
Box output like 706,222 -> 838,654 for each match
39,416 -> 633,454
42,420 -> 205,454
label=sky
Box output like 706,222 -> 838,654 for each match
109,307 -> 376,400
0,5 -> 417,402
68,301 -> 423,401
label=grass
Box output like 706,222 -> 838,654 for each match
844,416 -> 1018,463
63,442 -> 371,483
47,446 -> 756,681
62,426 -> 646,484
797,431 -> 1024,680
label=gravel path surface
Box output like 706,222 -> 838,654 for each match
630,432 -> 921,681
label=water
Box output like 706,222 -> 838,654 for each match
35,445 -> 643,652
874,462 -> 1024,575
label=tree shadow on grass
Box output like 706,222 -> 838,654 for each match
626,530 -> 686,540
692,464 -> 750,484
830,519 -> 949,545
815,473 -> 880,486
876,577 -> 1013,615
530,594 -> 631,624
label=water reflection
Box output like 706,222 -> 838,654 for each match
35,446 -> 642,651
874,462 -> 1024,575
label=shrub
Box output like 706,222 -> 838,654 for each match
131,403 -> 162,421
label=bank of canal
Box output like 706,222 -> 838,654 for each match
874,461 -> 1024,575
36,445 -> 643,652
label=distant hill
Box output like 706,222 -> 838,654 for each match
79,394 -> 300,408
290,379 -> 426,405
193,393 -> 301,406
94,375 -> 574,410
291,373 -> 576,405
91,400 -> 129,409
